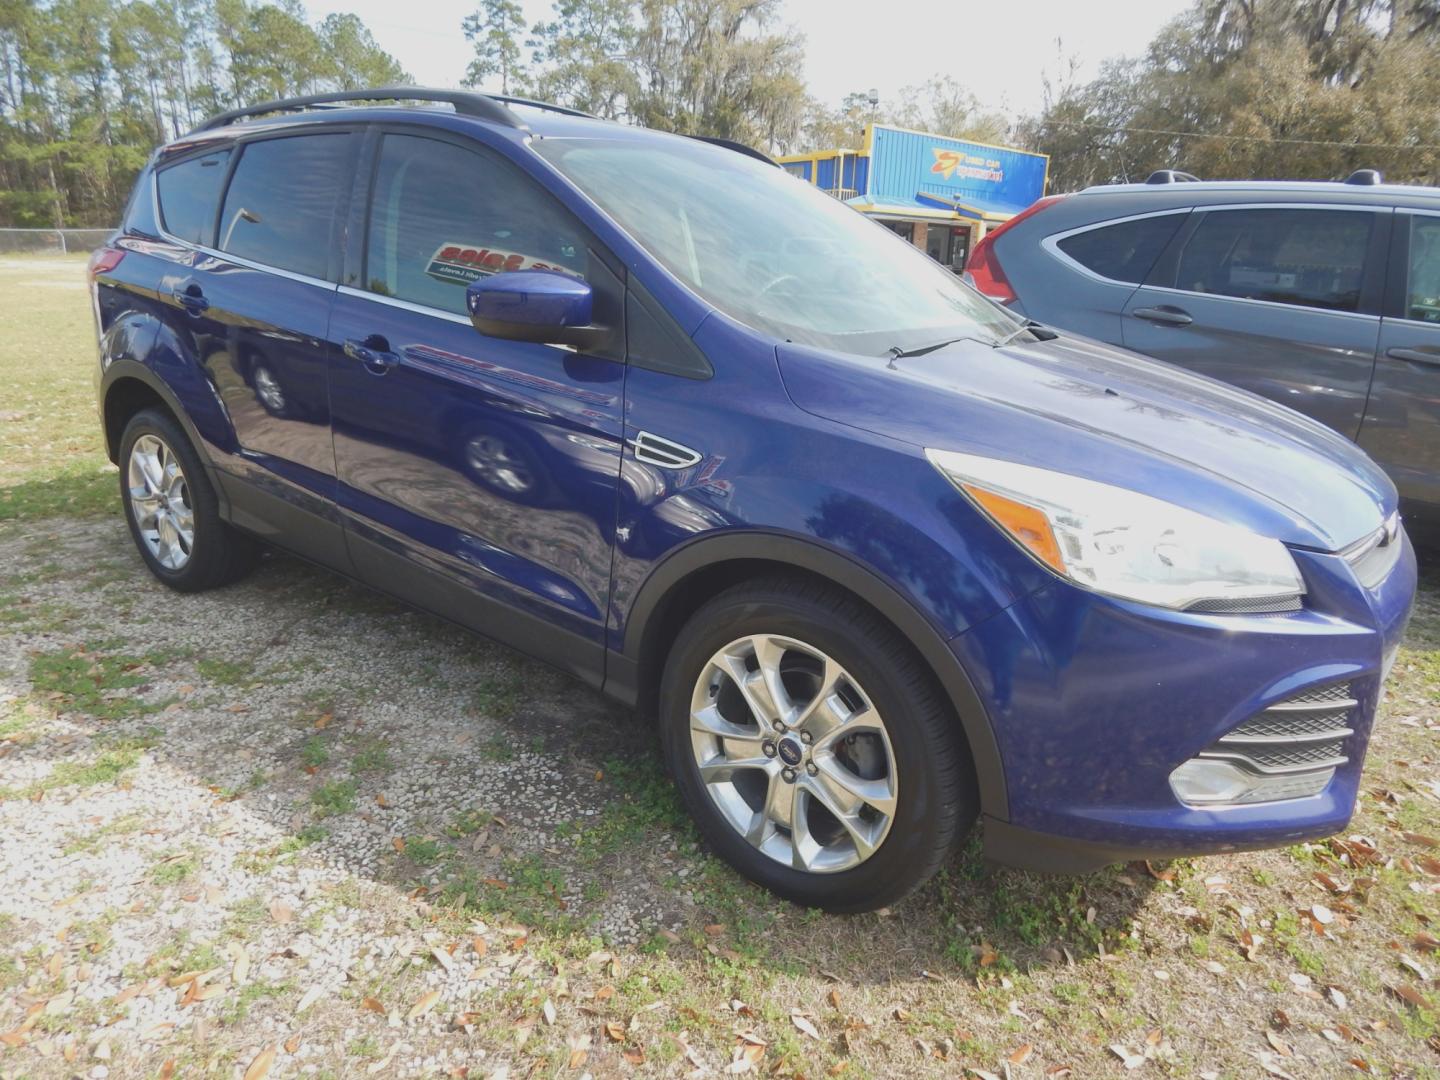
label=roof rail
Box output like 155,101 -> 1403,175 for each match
1344,168 -> 1383,185
686,135 -> 778,167
485,95 -> 600,121
189,86 -> 526,134
1144,169 -> 1200,184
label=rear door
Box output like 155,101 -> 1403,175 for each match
327,128 -> 626,687
1038,209 -> 1189,342
1358,210 -> 1440,511
1120,205 -> 1388,438
162,129 -> 359,564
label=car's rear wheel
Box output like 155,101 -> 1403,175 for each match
119,408 -> 257,592
659,577 -> 976,911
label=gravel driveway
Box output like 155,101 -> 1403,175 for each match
0,515 -> 701,1077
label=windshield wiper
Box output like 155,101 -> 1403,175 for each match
886,336 -> 975,362
886,320 -> 1058,364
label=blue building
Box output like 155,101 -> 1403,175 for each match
779,123 -> 1049,271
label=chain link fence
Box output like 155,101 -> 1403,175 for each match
0,227 -> 114,255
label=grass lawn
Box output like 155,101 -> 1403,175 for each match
0,254 -> 115,522
0,254 -> 1437,1077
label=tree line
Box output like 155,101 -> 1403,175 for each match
3,0 -> 1440,229
1023,0 -> 1440,190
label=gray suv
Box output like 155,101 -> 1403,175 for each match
967,173 -> 1440,529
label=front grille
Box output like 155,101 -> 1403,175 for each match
1284,682 -> 1355,707
1200,681 -> 1355,776
1214,740 -> 1347,771
1224,707 -> 1353,740
1187,594 -> 1303,614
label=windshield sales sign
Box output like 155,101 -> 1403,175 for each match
866,124 -> 1048,218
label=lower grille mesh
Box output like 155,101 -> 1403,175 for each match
1202,681 -> 1355,775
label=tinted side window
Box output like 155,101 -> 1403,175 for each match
1404,216 -> 1440,324
218,134 -> 353,279
156,150 -> 231,245
364,133 -> 587,316
1055,213 -> 1185,284
1174,208 -> 1373,312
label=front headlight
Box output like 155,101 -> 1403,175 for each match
926,449 -> 1304,610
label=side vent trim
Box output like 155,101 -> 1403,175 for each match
632,431 -> 702,469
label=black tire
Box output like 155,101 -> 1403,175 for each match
659,576 -> 977,912
118,408 -> 258,592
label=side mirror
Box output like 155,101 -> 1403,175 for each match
466,269 -> 605,350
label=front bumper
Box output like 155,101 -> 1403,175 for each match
958,531 -> 1416,873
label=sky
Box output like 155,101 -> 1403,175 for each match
304,0 -> 1194,120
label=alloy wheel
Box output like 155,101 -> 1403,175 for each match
688,634 -> 898,873
127,433 -> 195,570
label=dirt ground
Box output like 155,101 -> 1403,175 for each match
1,254 -> 1438,1079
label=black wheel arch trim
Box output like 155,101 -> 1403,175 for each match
100,359 -> 230,517
609,529 -> 1009,820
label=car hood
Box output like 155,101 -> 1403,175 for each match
777,332 -> 1394,552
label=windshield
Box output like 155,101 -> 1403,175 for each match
533,135 -> 1022,354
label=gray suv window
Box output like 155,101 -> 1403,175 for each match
1405,216 -> 1440,324
1173,208 -> 1371,313
1056,213 -> 1185,284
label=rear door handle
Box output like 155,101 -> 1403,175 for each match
1131,305 -> 1193,327
344,335 -> 399,375
170,282 -> 208,315
1386,346 -> 1440,367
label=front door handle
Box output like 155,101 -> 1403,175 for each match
344,335 -> 399,375
170,282 -> 209,315
1386,345 -> 1440,367
1131,305 -> 1193,327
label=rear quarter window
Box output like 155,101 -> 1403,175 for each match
1055,213 -> 1187,284
155,150 -> 231,245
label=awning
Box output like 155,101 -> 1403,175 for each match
912,190 -> 1028,222
844,195 -> 958,221
845,191 -> 1024,223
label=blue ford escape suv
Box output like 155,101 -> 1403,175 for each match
91,88 -> 1416,912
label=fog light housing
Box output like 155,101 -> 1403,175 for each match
1169,758 -> 1335,807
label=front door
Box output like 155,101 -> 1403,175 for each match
1359,210 -> 1440,515
328,129 -> 626,686
1121,205 -> 1387,439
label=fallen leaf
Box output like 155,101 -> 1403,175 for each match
1008,1043 -> 1034,1065
1266,1031 -> 1292,1057
827,989 -> 842,1009
431,946 -> 456,974
361,996 -> 384,1014
392,837 -> 405,854
243,1045 -> 276,1080
229,943 -> 249,986
472,935 -> 487,958
268,900 -> 293,924
408,990 -> 441,1020
1110,1044 -> 1146,1069
791,1011 -> 821,1040
366,1041 -> 400,1075
604,1021 -> 625,1042
541,998 -> 556,1025
284,1034 -> 301,1054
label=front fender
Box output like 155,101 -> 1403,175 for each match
609,528 -> 1011,820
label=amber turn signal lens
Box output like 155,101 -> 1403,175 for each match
962,485 -> 1067,574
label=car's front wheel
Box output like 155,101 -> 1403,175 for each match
119,408 -> 258,592
659,577 -> 976,912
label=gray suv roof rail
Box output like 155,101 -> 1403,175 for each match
190,86 -> 537,134
1145,169 -> 1201,184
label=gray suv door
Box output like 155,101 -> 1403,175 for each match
1119,205 -> 1389,439
1359,210 -> 1440,512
